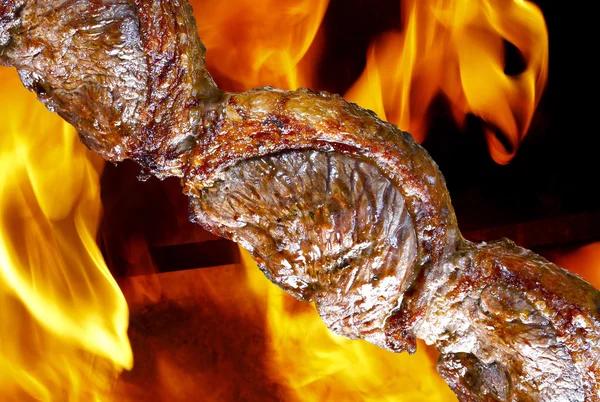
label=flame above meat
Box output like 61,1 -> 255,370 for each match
190,0 -> 328,90
345,0 -> 548,164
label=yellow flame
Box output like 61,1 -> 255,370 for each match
191,0 -> 328,90
345,0 -> 548,164
242,249 -> 456,401
0,68 -> 132,399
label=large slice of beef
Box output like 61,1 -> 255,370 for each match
1,1 -> 599,400
193,149 -> 420,349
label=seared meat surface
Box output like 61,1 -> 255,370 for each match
1,1 -> 599,400
193,149 -> 419,349
0,0 -> 221,175
422,241 -> 600,401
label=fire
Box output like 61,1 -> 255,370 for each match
345,0 -> 548,164
187,0 -> 547,399
550,243 -> 600,289
190,0 -> 328,90
190,1 -> 455,399
0,68 -> 132,399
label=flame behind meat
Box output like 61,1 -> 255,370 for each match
192,1 -> 455,399
550,243 -> 600,289
0,68 -> 132,400
345,0 -> 548,164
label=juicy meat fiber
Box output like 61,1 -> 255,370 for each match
193,149 -> 419,349
1,1 -> 599,401
422,241 -> 600,401
0,0 -> 220,176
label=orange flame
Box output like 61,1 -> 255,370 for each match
550,243 -> 600,290
191,0 -> 328,90
345,0 -> 548,164
0,68 -> 132,399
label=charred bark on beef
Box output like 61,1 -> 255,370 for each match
1,1 -> 599,401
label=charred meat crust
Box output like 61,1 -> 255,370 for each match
183,87 -> 461,351
1,0 -> 148,160
127,0 -> 222,177
190,149 -> 420,350
422,240 -> 600,401
0,0 -> 222,176
0,0 -> 22,48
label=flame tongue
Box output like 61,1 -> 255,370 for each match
190,0 -> 328,90
345,0 -> 548,164
0,68 -> 132,399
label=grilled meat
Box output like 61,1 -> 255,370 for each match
0,0 -> 221,176
1,1 -> 599,400
421,241 -> 600,401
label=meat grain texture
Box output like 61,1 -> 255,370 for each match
1,1 -> 599,400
